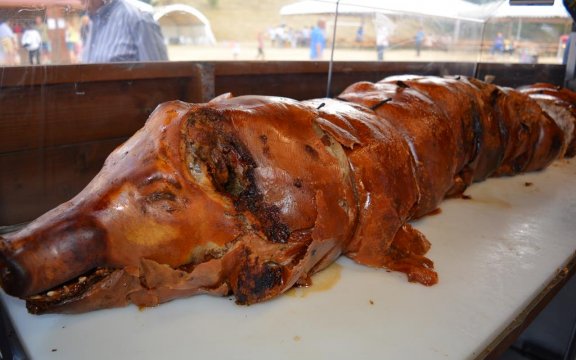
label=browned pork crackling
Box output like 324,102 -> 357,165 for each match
0,75 -> 574,314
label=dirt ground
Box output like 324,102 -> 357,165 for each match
167,43 -> 564,64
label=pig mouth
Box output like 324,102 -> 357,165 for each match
25,268 -> 115,314
21,251 -> 237,315
22,262 -> 207,315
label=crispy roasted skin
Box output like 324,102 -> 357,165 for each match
0,76 -> 573,314
517,83 -> 576,158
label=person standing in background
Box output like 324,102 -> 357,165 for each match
80,15 -> 91,46
35,16 -> 51,64
355,23 -> 364,44
256,31 -> 265,60
0,21 -> 18,65
415,27 -> 425,57
81,0 -> 168,63
65,21 -> 81,63
21,24 -> 42,65
232,41 -> 241,60
490,32 -> 505,56
79,15 -> 91,60
309,19 -> 326,60
376,27 -> 389,61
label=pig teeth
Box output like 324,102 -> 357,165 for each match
47,291 -> 57,297
78,276 -> 87,283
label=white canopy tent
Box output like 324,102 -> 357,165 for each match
481,0 -> 570,20
279,0 -> 482,21
474,0 -> 571,45
280,0 -> 391,16
279,0 -> 484,48
154,4 -> 217,45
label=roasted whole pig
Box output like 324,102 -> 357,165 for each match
0,75 -> 573,314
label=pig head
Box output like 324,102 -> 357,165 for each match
0,97 -> 357,314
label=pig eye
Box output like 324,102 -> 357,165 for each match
142,190 -> 179,214
141,174 -> 182,189
137,174 -> 181,213
146,191 -> 176,202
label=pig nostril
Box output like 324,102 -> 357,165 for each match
0,237 -> 8,287
0,258 -> 31,298
0,264 -> 12,287
0,236 -> 30,298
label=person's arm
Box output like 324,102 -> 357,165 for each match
134,15 -> 168,62
21,31 -> 28,47
316,42 -> 322,59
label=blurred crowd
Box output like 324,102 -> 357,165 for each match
268,24 -> 314,49
0,15 -> 88,66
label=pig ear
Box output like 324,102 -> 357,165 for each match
209,92 -> 234,103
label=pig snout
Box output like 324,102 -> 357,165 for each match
0,217 -> 107,298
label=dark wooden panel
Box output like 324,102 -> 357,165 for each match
0,62 -> 211,154
214,61 -> 479,100
215,72 -> 329,99
213,61 -> 564,99
475,63 -> 565,88
213,61 -> 477,77
0,138 -> 125,225
0,77 -> 195,153
0,62 -> 211,87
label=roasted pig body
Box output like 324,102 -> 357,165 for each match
0,76 -> 573,314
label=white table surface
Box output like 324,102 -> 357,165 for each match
1,159 -> 575,360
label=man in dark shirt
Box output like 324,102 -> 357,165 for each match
81,0 -> 168,63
